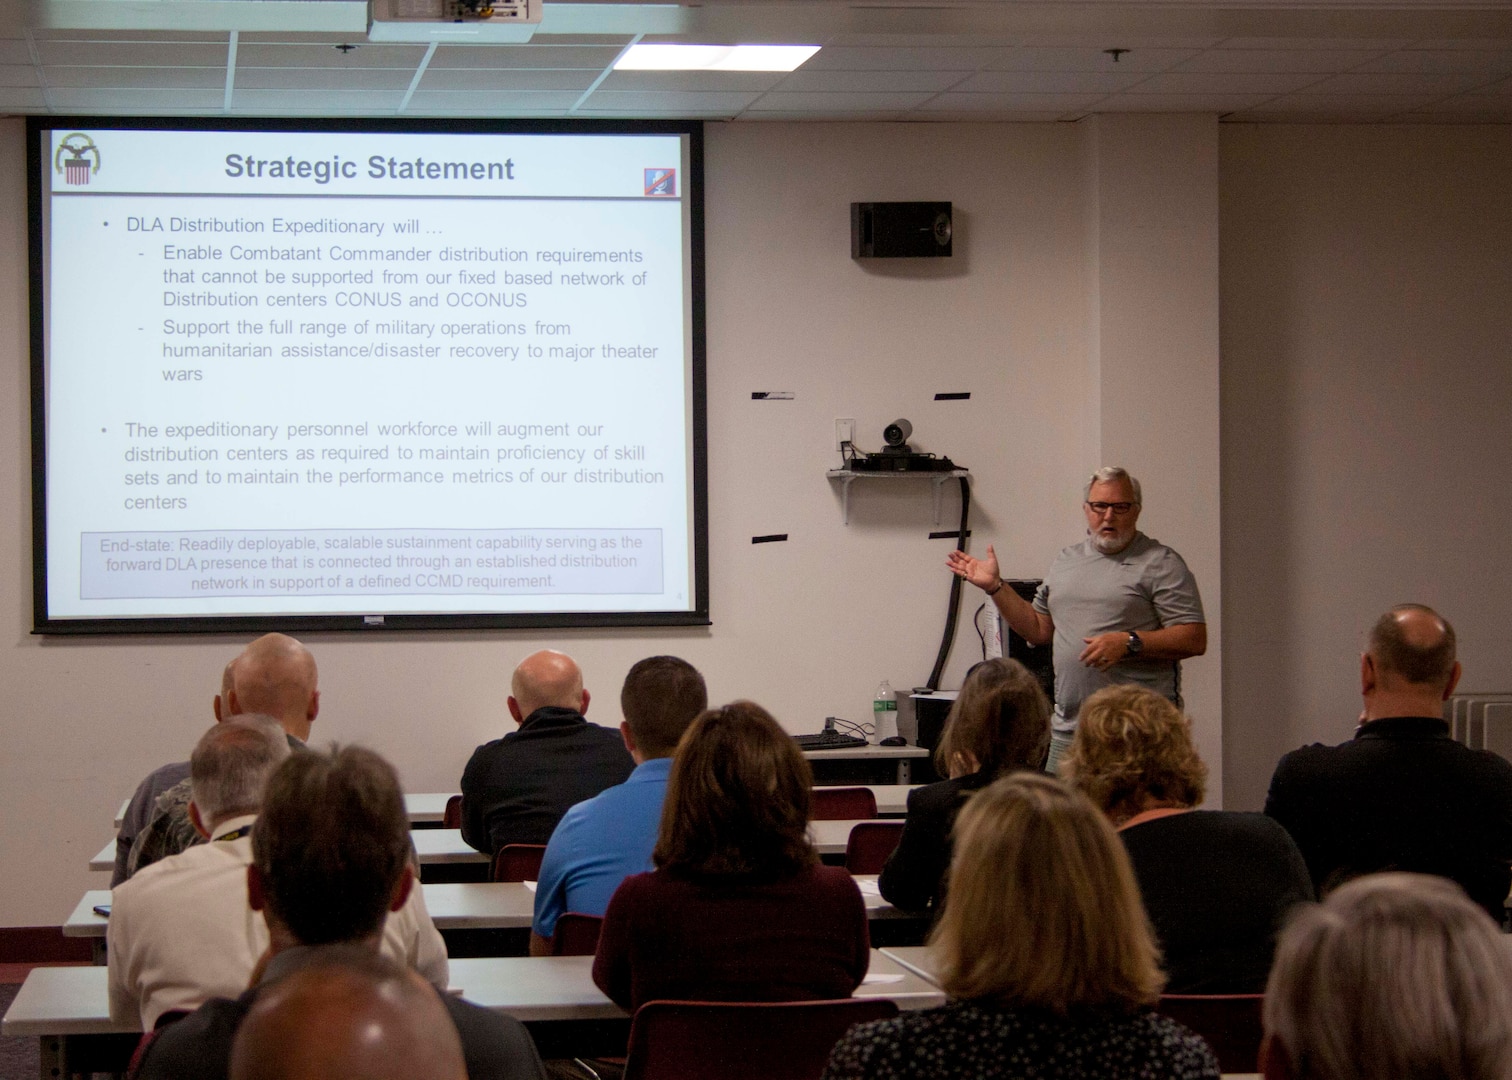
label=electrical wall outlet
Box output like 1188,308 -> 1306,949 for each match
835,418 -> 855,451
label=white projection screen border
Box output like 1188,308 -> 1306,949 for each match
28,116 -> 709,635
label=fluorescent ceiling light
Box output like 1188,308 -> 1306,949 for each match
615,44 -> 820,72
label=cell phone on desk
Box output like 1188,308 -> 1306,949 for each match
93,904 -> 111,917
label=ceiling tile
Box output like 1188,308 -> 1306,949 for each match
32,30 -> 228,43
1213,37 -> 1411,51
1296,71 -> 1488,96
43,66 -> 223,90
951,70 -> 1146,94
1131,71 -> 1322,95
1232,110 -> 1398,123
234,67 -> 416,91
916,91 -> 1101,113
403,90 -> 583,113
1173,49 -> 1387,74
1473,74 -> 1512,95
1406,93 -> 1512,115
745,90 -> 938,112
1352,49 -> 1512,76
775,69 -> 964,93
582,90 -> 764,112
0,63 -> 38,87
911,108 -> 1071,122
1397,108 -> 1512,123
600,71 -> 784,93
427,45 -> 621,70
234,43 -> 427,68
988,47 -> 1200,73
0,87 -> 46,110
1255,92 -> 1443,113
231,89 -> 407,112
0,39 -> 32,65
47,87 -> 224,111
800,47 -> 1011,72
1094,92 -> 1275,112
418,68 -> 599,92
36,41 -> 228,67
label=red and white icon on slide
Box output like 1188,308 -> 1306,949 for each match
644,168 -> 676,197
55,133 -> 101,187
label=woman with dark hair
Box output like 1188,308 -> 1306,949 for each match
824,773 -> 1218,1080
591,701 -> 869,1012
878,658 -> 1050,914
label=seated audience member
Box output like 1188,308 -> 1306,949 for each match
1065,684 -> 1313,993
111,722 -> 447,1031
530,656 -> 707,954
128,634 -> 320,879
137,745 -> 543,1080
1264,604 -> 1512,919
878,658 -> 1050,914
1261,873 -> 1512,1080
593,701 -> 869,1012
229,949 -> 466,1080
460,649 -> 634,856
823,774 -> 1219,1080
112,659 -> 237,886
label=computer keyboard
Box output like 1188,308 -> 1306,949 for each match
793,732 -> 869,751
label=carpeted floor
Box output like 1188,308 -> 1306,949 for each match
0,981 -> 38,1079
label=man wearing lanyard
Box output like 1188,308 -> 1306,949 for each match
947,466 -> 1206,772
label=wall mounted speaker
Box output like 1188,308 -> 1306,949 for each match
851,201 -> 952,259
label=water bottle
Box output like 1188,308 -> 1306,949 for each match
872,679 -> 898,744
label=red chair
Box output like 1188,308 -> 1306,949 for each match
843,821 -> 904,875
1157,994 -> 1265,1074
491,843 -> 547,883
811,787 -> 878,820
622,998 -> 899,1080
443,794 -> 463,829
551,912 -> 604,956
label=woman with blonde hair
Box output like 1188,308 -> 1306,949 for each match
878,658 -> 1050,914
1064,684 -> 1312,992
825,773 -> 1218,1080
592,701 -> 869,1011
1262,872 -> 1512,1080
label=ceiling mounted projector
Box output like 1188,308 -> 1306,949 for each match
369,0 -> 542,43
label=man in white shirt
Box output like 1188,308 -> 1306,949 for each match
109,715 -> 448,1028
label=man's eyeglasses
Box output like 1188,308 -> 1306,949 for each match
1086,501 -> 1135,516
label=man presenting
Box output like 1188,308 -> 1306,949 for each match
1265,604 -> 1512,919
948,466 -> 1206,771
460,650 -> 634,856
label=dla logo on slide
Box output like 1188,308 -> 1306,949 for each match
55,133 -> 101,186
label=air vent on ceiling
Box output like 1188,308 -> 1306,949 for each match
368,0 -> 542,43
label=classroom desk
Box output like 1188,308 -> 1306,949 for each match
115,792 -> 452,830
88,841 -> 113,873
803,744 -> 929,785
880,945 -> 940,986
2,951 -> 943,1078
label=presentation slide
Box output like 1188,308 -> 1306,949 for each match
33,121 -> 706,631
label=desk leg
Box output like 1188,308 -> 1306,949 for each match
41,1034 -> 62,1080
897,761 -> 910,784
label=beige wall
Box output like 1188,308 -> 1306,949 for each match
0,118 -> 1225,925
1220,124 -> 1512,809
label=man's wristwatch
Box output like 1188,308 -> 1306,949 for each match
1125,631 -> 1143,656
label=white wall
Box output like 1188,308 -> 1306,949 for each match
0,117 -> 1224,926
1220,124 -> 1512,809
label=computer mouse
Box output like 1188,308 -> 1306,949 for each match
879,736 -> 907,747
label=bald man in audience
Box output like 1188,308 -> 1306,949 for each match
460,649 -> 634,856
1265,604 -> 1512,919
135,745 -> 542,1080
110,720 -> 447,1031
126,634 -> 319,879
229,951 -> 466,1080
112,659 -> 238,886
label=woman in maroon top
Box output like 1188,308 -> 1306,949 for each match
592,701 -> 870,1012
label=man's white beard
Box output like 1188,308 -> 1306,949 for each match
1091,529 -> 1134,554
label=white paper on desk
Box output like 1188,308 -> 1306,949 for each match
862,973 -> 905,984
855,880 -> 881,897
524,880 -> 537,892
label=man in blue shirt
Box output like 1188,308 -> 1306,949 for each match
529,656 -> 708,954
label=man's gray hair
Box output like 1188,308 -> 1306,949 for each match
1084,466 -> 1141,505
190,714 -> 290,824
1264,873 -> 1512,1080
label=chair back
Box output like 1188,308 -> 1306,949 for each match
1157,994 -> 1265,1074
623,998 -> 899,1080
491,843 -> 547,882
811,787 -> 878,820
443,794 -> 463,829
551,912 -> 605,956
843,821 -> 904,875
